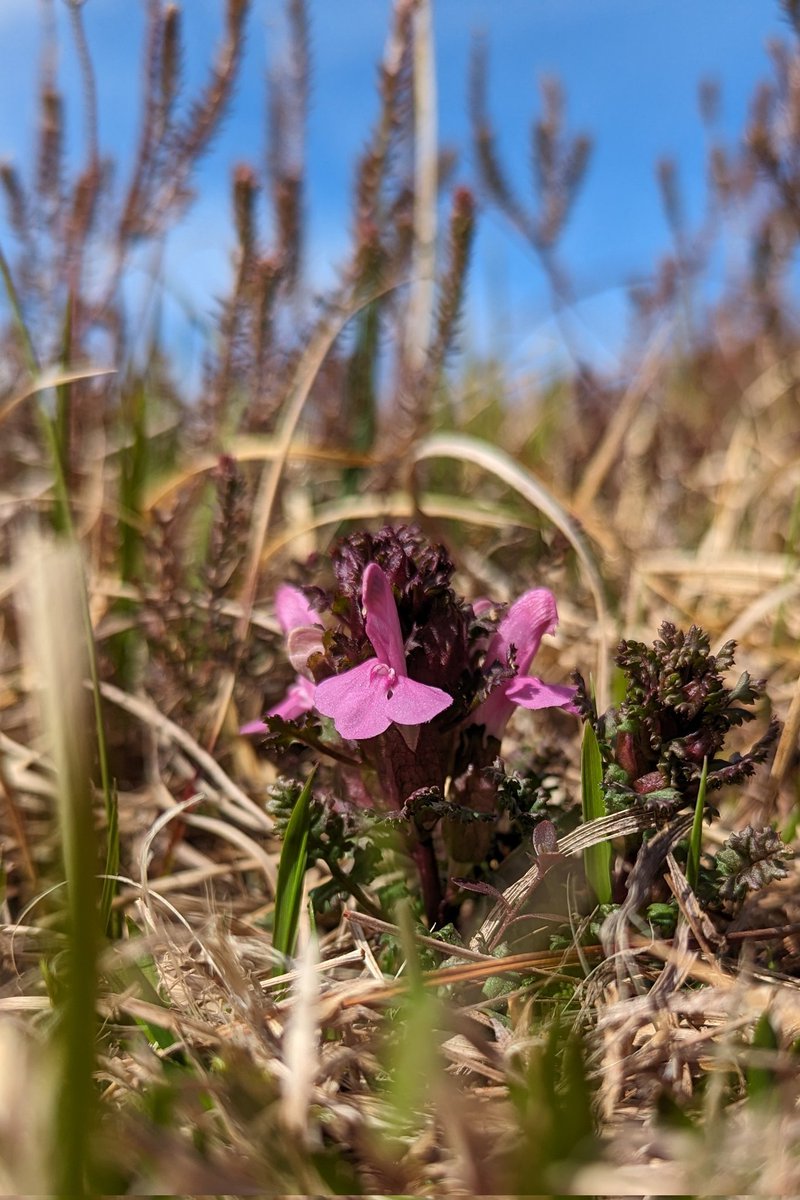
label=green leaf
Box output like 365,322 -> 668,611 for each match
747,1010 -> 779,1103
507,1017 -> 597,1188
581,722 -> 612,904
646,900 -> 678,936
686,756 -> 708,893
272,766 -> 317,967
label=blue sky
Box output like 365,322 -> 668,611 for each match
0,0 -> 787,376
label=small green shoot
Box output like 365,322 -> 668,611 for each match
686,755 -> 708,894
508,1018 -> 597,1191
380,902 -> 441,1148
272,766 -> 317,968
580,721 -> 612,904
747,1010 -> 779,1104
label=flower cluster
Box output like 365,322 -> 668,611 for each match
242,526 -> 577,917
244,525 -> 576,766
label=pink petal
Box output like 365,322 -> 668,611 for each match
469,684 -> 514,740
314,659 -> 393,740
239,675 -> 317,735
505,675 -> 579,713
362,563 -> 407,676
275,584 -> 319,634
240,718 -> 269,735
488,588 -> 559,677
385,675 -> 453,726
267,675 -> 317,720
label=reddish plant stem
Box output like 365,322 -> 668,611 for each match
412,835 -> 443,927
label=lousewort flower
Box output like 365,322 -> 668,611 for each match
240,584 -> 322,733
445,588 -> 577,867
469,588 -> 578,739
245,526 -> 581,919
314,563 -> 453,741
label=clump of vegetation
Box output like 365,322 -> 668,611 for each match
576,623 -> 779,811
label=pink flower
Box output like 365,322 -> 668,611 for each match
314,563 -> 453,741
274,583 -> 318,634
240,676 -> 316,732
240,585 -> 321,735
470,588 -> 578,739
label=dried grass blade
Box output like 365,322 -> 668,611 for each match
96,680 -> 272,832
208,279 -> 403,748
770,666 -> 800,791
142,437 -> 376,510
260,490 -> 542,565
665,849 -> 720,955
686,755 -> 708,893
411,432 -> 612,707
281,929 -> 319,1136
573,324 -> 669,513
405,0 -> 437,372
16,534 -> 98,1197
0,365 -> 117,427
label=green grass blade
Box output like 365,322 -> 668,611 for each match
686,755 -> 708,893
0,240 -> 39,373
54,299 -> 73,491
747,1010 -> 779,1103
273,767 -> 317,967
508,1016 -> 597,1189
0,241 -> 73,533
580,722 -> 612,904
100,784 -> 120,939
75,550 -> 118,939
111,376 -> 149,689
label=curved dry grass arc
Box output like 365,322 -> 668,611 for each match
410,431 -> 612,709
142,438 -> 377,512
0,364 -> 116,426
257,490 -> 543,566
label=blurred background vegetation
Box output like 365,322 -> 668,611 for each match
0,0 -> 799,1194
